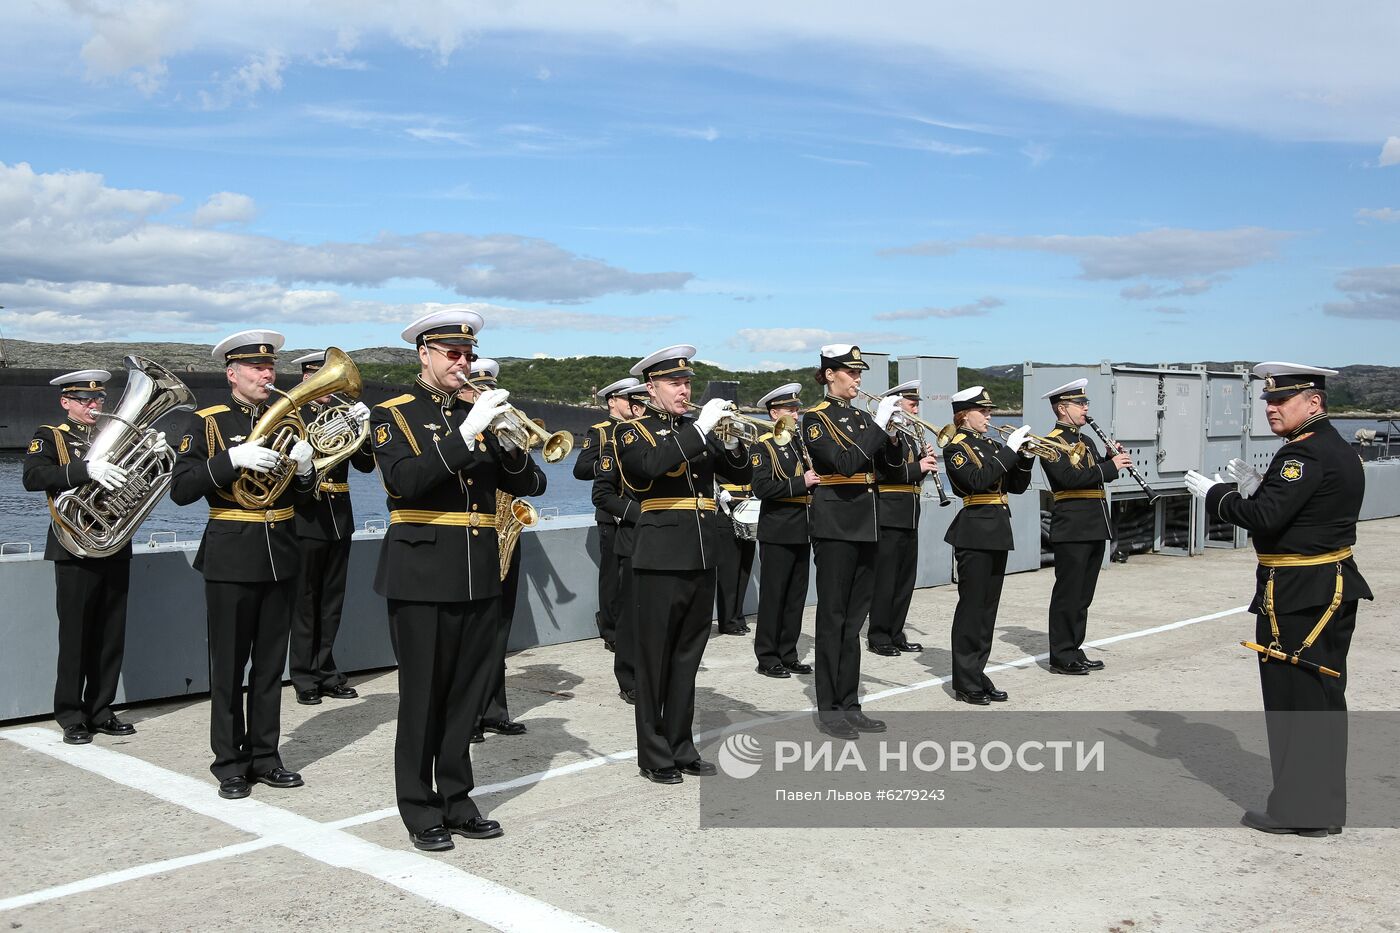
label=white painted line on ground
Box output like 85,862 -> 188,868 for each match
0,729 -> 616,933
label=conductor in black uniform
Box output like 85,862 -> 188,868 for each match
1039,378 -> 1133,675
371,310 -> 544,850
1188,362 -> 1371,836
867,380 -> 939,657
587,380 -> 648,703
750,383 -> 818,679
616,345 -> 751,784
942,387 -> 1034,704
171,330 -> 316,799
289,351 -> 374,707
23,369 -> 145,745
804,344 -> 904,739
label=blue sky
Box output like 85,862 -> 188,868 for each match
1,2 -> 1398,369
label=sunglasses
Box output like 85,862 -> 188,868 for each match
428,345 -> 476,363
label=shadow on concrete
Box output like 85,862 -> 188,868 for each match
280,692 -> 397,772
1099,711 -> 1269,812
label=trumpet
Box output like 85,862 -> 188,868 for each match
681,400 -> 763,445
461,375 -> 573,463
854,389 -> 951,507
992,424 -> 1082,465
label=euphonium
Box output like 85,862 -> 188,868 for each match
51,356 -> 197,558
496,489 -> 538,580
232,347 -> 361,509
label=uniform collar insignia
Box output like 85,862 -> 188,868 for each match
424,422 -> 442,431
229,434 -> 246,443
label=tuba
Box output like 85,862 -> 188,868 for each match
52,356 -> 197,558
496,489 -> 537,580
232,347 -> 361,509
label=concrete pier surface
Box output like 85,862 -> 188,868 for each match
3,519 -> 1396,932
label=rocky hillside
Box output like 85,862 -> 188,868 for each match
0,337 -> 421,373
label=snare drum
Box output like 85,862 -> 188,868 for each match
731,497 -> 761,542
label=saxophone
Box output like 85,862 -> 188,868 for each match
495,489 -> 538,580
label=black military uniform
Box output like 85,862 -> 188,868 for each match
170,335 -> 314,792
616,348 -> 750,781
749,395 -> 813,676
575,408 -> 623,649
290,386 -> 375,704
22,371 -> 135,744
1040,382 -> 1120,674
1202,365 -> 1370,832
591,385 -> 647,701
803,345 -> 903,734
942,389 -> 1034,703
713,478 -> 756,634
371,314 -> 544,846
868,382 -> 931,655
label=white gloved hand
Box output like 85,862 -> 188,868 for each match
1185,469 -> 1224,500
461,388 -> 513,440
346,401 -> 371,428
694,398 -> 732,435
874,395 -> 902,432
289,439 -> 315,476
718,488 -> 733,507
1226,457 -> 1263,498
724,432 -> 740,450
86,458 -> 129,492
1004,424 -> 1033,455
152,430 -> 174,459
228,440 -> 281,474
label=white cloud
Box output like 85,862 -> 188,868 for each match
670,126 -> 721,142
1119,277 -> 1221,300
874,296 -> 1002,321
1356,207 -> 1400,223
799,154 -> 870,167
192,191 -> 256,226
1323,265 -> 1400,320
1380,137 -> 1400,167
1021,142 -> 1053,167
728,327 -> 918,354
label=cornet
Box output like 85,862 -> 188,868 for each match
681,400 -> 764,445
854,389 -> 951,507
992,424 -> 1082,465
460,375 -> 573,463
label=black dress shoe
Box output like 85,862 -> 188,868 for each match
1049,660 -> 1092,675
678,759 -> 718,776
892,640 -> 923,653
253,767 -> 304,789
757,663 -> 791,678
619,689 -> 636,705
62,723 -> 92,745
1079,658 -> 1105,671
320,684 -> 359,700
784,661 -> 813,675
92,716 -> 136,736
409,825 -> 455,851
954,690 -> 992,705
736,622 -> 751,634
847,711 -> 887,733
982,685 -> 1009,702
639,767 -> 683,784
1241,809 -> 1327,837
481,718 -> 527,736
718,625 -> 747,636
296,689 -> 322,705
447,816 -> 503,840
816,718 -> 860,739
603,639 -> 616,653
868,643 -> 901,657
218,776 -> 251,799
471,729 -> 485,743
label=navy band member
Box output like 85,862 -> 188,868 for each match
23,370 -> 144,745
1039,378 -> 1132,675
942,388 -> 1034,704
616,345 -> 751,784
171,330 -> 316,799
750,383 -> 818,679
590,381 -> 649,703
714,465 -> 756,636
371,311 -> 544,851
1187,362 -> 1371,836
289,351 -> 374,707
459,357 -> 544,741
574,376 -> 643,652
803,344 -> 904,739
868,380 -> 939,656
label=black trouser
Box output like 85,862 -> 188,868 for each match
482,558 -> 520,724
869,526 -> 918,648
813,537 -> 876,717
951,548 -> 1008,694
205,578 -> 296,781
289,536 -> 351,694
1047,540 -> 1106,667
633,568 -> 713,770
596,522 -> 619,642
1257,601 -> 1356,828
755,541 -> 809,669
713,516 -> 755,628
389,597 -> 499,834
52,558 -> 130,729
613,553 -> 637,693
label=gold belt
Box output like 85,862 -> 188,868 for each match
1257,546 -> 1353,568
209,506 -> 295,523
775,496 -> 812,505
319,482 -> 350,494
878,484 -> 921,495
719,484 -> 751,493
962,493 -> 1008,507
819,473 -> 874,486
640,497 -> 717,513
390,509 -> 497,527
1053,489 -> 1106,501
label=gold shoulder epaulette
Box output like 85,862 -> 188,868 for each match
758,431 -> 774,442
806,400 -> 829,413
376,393 -> 414,409
1047,428 -> 1063,438
592,420 -> 611,429
952,432 -> 966,444
39,423 -> 69,432
1286,432 -> 1315,445
195,404 -> 230,418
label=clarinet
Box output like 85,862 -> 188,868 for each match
1083,415 -> 1158,501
